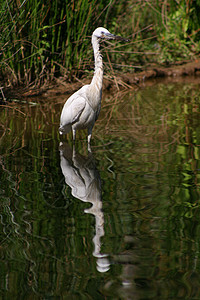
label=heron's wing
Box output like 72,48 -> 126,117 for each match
71,97 -> 86,123
60,95 -> 86,126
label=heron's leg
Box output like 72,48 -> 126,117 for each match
88,143 -> 92,153
72,129 -> 76,145
72,144 -> 76,160
88,128 -> 92,153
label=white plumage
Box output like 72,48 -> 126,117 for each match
59,27 -> 127,151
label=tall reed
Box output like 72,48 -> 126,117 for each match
0,0 -> 110,87
1,0 -> 200,89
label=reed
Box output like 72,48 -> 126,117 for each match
1,0 -> 200,89
0,0 -> 110,87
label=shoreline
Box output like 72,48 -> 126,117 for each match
2,59 -> 200,100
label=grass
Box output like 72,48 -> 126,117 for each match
0,0 -> 200,91
0,0 -> 106,87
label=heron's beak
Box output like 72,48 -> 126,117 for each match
104,32 -> 129,42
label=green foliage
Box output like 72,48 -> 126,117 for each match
1,0 -> 200,87
0,0 -> 109,86
157,1 -> 200,63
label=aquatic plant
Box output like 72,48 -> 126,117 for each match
0,0 -> 200,89
0,0 -> 109,87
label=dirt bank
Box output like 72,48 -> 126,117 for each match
2,59 -> 200,100
120,59 -> 200,84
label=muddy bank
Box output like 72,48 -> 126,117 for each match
2,59 -> 200,99
120,59 -> 200,85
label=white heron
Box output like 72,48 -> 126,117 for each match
59,27 -> 128,151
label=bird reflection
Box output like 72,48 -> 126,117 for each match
59,142 -> 110,272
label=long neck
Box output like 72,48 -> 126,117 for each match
90,36 -> 103,91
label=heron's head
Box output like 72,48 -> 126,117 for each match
92,27 -> 129,42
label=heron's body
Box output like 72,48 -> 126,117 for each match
59,84 -> 100,134
59,27 -> 127,150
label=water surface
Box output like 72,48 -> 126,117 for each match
1,78 -> 200,299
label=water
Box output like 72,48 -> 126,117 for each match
1,78 -> 200,299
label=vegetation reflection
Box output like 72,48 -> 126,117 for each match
0,81 -> 200,298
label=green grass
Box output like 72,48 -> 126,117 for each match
1,0 -> 200,89
0,0 -> 108,87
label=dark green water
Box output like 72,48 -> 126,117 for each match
1,79 -> 200,299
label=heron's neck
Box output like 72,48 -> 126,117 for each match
90,36 -> 103,91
